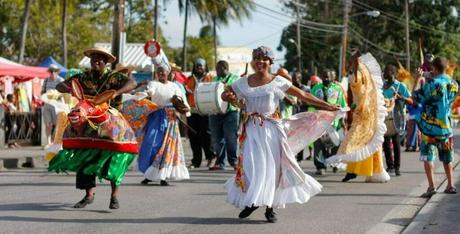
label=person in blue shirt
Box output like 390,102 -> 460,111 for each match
412,57 -> 458,197
382,64 -> 412,176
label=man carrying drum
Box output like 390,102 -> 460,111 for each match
382,64 -> 412,176
208,60 -> 240,170
309,69 -> 347,175
184,58 -> 216,168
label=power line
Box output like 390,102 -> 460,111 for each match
254,2 -> 344,29
254,6 -> 343,34
352,0 -> 460,37
349,27 -> 406,57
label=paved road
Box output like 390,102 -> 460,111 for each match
0,132 -> 459,234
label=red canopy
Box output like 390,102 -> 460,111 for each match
0,64 -> 49,82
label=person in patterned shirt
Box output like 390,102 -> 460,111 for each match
412,57 -> 458,197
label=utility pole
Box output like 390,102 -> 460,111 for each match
296,0 -> 301,73
112,0 -> 125,69
213,16 -> 217,69
182,0 -> 189,71
153,0 -> 158,40
405,0 -> 410,71
340,0 -> 351,80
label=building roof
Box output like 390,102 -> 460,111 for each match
78,43 -> 152,72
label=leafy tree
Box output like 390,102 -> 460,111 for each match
279,0 -> 460,76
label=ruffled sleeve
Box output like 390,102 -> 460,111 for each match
231,77 -> 246,99
275,75 -> 292,92
273,76 -> 292,100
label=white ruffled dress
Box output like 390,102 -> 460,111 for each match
225,76 -> 323,209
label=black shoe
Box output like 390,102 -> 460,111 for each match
342,173 -> 357,182
160,180 -> 170,186
264,207 -> 277,223
141,179 -> 152,185
109,197 -> 119,209
238,206 -> 259,218
386,168 -> 395,174
73,194 -> 94,208
395,169 -> 401,176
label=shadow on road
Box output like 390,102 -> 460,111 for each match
0,203 -> 69,211
0,215 -> 267,225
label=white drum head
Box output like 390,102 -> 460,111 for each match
194,82 -> 228,115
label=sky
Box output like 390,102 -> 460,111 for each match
157,0 -> 293,68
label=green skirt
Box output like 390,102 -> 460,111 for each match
48,148 -> 136,186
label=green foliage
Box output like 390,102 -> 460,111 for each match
279,0 -> 460,75
0,0 -> 113,66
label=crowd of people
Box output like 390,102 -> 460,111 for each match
34,44 -> 458,223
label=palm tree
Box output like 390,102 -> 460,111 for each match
18,0 -> 32,63
178,0 -> 255,70
61,0 -> 68,67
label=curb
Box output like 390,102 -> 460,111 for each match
366,152 -> 460,234
402,158 -> 460,234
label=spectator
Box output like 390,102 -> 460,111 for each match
42,64 -> 65,94
412,57 -> 458,197
5,94 -> 19,148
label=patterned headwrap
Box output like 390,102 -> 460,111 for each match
252,46 -> 275,64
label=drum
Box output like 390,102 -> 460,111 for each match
194,82 -> 228,115
320,126 -> 343,148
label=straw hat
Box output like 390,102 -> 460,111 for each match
114,63 -> 136,73
169,63 -> 182,72
83,47 -> 116,63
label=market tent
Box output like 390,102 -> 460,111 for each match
0,57 -> 23,66
0,64 -> 49,82
38,56 -> 67,77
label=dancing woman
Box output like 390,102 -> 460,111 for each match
221,46 -> 340,223
138,63 -> 190,186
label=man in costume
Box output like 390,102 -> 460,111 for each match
327,52 -> 390,183
184,58 -> 216,168
382,64 -> 412,176
49,47 -> 138,209
209,60 -> 240,170
310,69 -> 347,175
412,57 -> 458,197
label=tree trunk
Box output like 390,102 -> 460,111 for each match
61,0 -> 68,67
181,0 -> 189,71
153,0 -> 158,40
213,16 -> 217,69
18,0 -> 32,63
112,0 -> 125,69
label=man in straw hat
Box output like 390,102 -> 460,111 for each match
52,47 -> 138,209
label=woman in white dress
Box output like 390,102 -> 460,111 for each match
138,64 -> 190,186
222,46 -> 340,223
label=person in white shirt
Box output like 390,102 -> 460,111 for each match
138,64 -> 191,186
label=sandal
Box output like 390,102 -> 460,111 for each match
444,187 -> 457,194
420,187 -> 436,198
